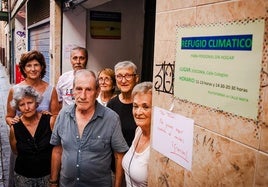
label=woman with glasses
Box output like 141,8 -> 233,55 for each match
9,85 -> 55,186
107,61 -> 139,147
107,61 -> 139,186
97,68 -> 117,106
122,82 -> 152,187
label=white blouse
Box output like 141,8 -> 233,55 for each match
122,127 -> 150,187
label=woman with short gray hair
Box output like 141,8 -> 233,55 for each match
122,82 -> 153,187
10,85 -> 43,110
9,85 -> 55,187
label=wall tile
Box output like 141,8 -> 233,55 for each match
175,100 -> 260,148
255,152 -> 268,187
148,149 -> 184,187
155,9 -> 196,42
156,0 -> 196,12
151,0 -> 268,186
196,0 -> 266,25
184,127 -> 256,187
197,0 -> 227,5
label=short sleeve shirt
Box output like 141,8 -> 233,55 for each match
50,102 -> 129,187
56,71 -> 75,107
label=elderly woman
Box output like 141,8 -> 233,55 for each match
6,50 -> 59,126
9,85 -> 55,187
107,61 -> 139,147
97,68 -> 117,106
122,81 -> 152,187
107,61 -> 139,182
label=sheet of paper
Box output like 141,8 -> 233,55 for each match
152,106 -> 194,170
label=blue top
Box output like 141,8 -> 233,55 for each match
50,102 -> 129,187
38,85 -> 53,112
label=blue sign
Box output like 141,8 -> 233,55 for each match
181,35 -> 252,51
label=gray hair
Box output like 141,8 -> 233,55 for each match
71,46 -> 88,59
10,85 -> 43,110
131,81 -> 153,98
73,69 -> 99,89
114,61 -> 137,74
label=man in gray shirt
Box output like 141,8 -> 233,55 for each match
50,69 -> 129,187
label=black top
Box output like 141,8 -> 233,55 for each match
13,114 -> 53,178
107,95 -> 137,146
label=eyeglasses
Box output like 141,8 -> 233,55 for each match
116,74 -> 136,81
98,77 -> 112,84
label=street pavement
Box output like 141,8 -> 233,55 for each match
0,64 -> 12,187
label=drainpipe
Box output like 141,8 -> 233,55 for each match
8,0 -> 12,82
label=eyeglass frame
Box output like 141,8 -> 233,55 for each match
115,74 -> 136,81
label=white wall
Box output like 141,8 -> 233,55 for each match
14,17 -> 26,66
62,6 -> 87,73
87,0 -> 145,75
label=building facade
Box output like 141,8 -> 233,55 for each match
4,0 -> 154,85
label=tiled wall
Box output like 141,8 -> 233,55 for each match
149,0 -> 268,186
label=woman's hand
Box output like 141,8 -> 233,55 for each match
7,116 -> 20,126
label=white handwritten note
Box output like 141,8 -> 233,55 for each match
152,106 -> 194,170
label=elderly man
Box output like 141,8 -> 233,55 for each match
56,46 -> 88,108
50,69 -> 129,187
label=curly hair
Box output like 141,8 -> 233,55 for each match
19,50 -> 46,78
10,85 -> 43,110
